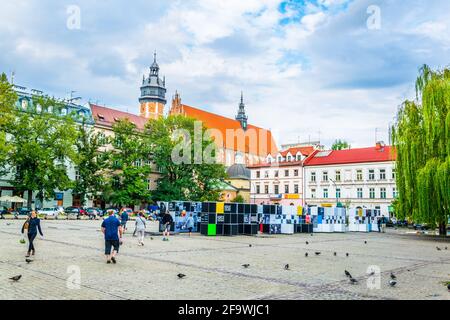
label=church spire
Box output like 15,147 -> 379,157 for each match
236,91 -> 248,130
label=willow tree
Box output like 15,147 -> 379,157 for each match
392,65 -> 450,235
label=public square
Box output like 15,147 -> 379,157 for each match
0,219 -> 449,300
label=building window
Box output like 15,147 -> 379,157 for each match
285,185 -> 289,194
393,187 -> 397,198
369,188 -> 375,199
311,172 -> 316,182
323,171 -> 328,182
294,184 -> 299,194
311,189 -> 316,198
274,170 -> 279,178
285,170 -> 289,177
36,104 -> 42,113
265,185 -> 269,194
379,169 -> 386,180
368,170 -> 375,180
135,159 -> 142,167
61,108 -> 68,116
335,170 -> 341,182
256,185 -> 260,194
380,187 -> 386,199
296,154 -> 301,161
323,188 -> 328,198
113,176 -> 120,188
356,170 -> 363,181
147,179 -> 151,191
336,188 -> 341,199
357,188 -> 363,199
277,156 -> 282,162
75,170 -> 80,181
392,169 -> 396,179
274,185 -> 279,194
294,169 -> 299,177
287,155 -> 292,161
264,171 -> 269,178
256,171 -> 260,178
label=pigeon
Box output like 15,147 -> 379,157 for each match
315,252 -> 321,256
305,241 -> 309,245
349,278 -> 358,284
177,273 -> 186,279
9,275 -> 22,282
242,264 -> 250,269
445,247 -> 448,250
249,244 -> 252,247
390,273 -> 396,280
436,247 -> 442,251
305,252 -> 308,257
447,283 -> 450,291
25,259 -> 32,264
310,234 -> 313,236
389,280 -> 397,287
284,264 -> 290,270
364,241 -> 367,244
345,270 -> 352,278
346,253 -> 349,257
334,252 -> 337,256
368,271 -> 375,276
150,237 -> 154,240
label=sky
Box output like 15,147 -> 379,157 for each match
1,0 -> 449,149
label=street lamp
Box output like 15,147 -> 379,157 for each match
329,178 -> 339,207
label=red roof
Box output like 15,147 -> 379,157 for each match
278,146 -> 315,157
303,146 -> 396,166
90,104 -> 149,130
170,103 -> 278,157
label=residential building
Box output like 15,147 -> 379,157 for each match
248,146 -> 316,206
303,142 -> 396,216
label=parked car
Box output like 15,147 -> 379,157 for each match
0,206 -> 8,219
413,223 -> 430,231
16,207 -> 32,216
38,207 -> 60,219
86,207 -> 101,220
64,206 -> 87,218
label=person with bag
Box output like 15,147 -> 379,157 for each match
135,212 -> 147,246
21,210 -> 43,258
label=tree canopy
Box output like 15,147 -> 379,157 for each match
331,139 -> 351,150
392,65 -> 450,235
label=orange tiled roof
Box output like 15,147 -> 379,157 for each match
171,104 -> 278,157
278,146 -> 315,158
90,104 -> 149,130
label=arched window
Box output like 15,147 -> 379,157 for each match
61,108 -> 68,116
36,104 -> 42,113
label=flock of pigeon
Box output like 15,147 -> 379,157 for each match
8,237 -> 450,293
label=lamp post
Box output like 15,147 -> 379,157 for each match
329,178 -> 339,207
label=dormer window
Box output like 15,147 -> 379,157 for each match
114,117 -> 120,122
98,114 -> 105,121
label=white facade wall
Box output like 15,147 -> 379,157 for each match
304,161 -> 396,216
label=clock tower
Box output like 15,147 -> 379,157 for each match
139,51 -> 167,119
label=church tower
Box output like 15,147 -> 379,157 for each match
139,52 -> 167,119
235,92 -> 248,130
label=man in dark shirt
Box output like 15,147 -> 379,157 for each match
162,211 -> 173,241
120,209 -> 129,231
101,211 -> 123,264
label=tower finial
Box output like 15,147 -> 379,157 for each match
241,91 -> 244,104
154,50 -> 157,63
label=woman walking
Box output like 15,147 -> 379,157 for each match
135,212 -> 147,246
21,211 -> 43,258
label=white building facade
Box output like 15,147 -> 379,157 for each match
303,144 -> 396,216
248,147 -> 316,206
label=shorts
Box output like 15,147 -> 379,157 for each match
105,240 -> 120,255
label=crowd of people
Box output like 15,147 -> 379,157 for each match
19,206 -> 194,264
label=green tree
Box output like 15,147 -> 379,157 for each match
7,95 -> 78,208
331,139 -> 351,150
145,115 -> 227,202
105,119 -> 152,207
0,73 -> 17,175
392,65 -> 450,235
231,194 -> 245,203
72,119 -> 109,206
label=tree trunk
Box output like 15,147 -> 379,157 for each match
439,222 -> 446,236
27,190 -> 33,208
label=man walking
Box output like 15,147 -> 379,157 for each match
101,211 -> 123,264
120,209 -> 129,232
162,210 -> 173,241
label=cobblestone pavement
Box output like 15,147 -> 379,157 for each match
0,220 -> 449,300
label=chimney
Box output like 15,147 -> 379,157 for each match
375,141 -> 385,151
